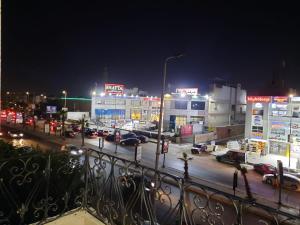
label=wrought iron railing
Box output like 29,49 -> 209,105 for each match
0,148 -> 300,225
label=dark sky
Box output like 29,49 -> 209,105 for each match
3,1 -> 300,96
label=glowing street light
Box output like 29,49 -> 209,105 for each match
62,90 -> 67,108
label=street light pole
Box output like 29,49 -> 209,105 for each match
154,54 -> 184,175
62,90 -> 67,108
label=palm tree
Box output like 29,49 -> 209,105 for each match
235,162 -> 254,201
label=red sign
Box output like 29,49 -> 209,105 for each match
105,83 -> 125,95
143,97 -> 160,101
247,96 -> 271,103
115,131 -> 121,143
161,139 -> 169,154
272,96 -> 288,103
180,125 -> 193,137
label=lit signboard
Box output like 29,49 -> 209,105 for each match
176,88 -> 198,95
46,106 -> 57,114
247,96 -> 271,103
272,96 -> 288,103
143,97 -> 160,101
104,83 -> 125,95
291,97 -> 300,102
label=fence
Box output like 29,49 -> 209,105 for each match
0,149 -> 299,225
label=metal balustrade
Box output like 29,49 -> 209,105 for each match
0,149 -> 299,225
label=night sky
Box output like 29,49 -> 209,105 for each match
3,1 -> 300,97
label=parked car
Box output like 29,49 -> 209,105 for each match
137,135 -> 149,143
120,138 -> 141,146
97,130 -> 110,137
8,130 -> 24,138
254,163 -> 277,175
216,150 -> 245,164
63,130 -> 76,138
85,129 -> 98,138
263,173 -> 300,191
105,134 -> 115,142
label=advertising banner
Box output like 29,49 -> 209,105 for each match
269,121 -> 289,142
272,96 -> 289,104
251,115 -> 263,126
105,83 -> 125,95
46,106 -> 57,114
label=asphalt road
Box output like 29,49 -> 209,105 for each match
1,124 -> 300,210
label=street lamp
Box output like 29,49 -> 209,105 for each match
155,54 -> 184,173
288,94 -> 294,169
26,92 -> 30,103
62,90 -> 67,108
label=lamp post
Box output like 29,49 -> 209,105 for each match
62,90 -> 67,108
154,54 -> 184,175
26,92 -> 30,103
289,94 -> 294,169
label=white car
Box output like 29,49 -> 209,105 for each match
8,130 -> 24,138
263,173 -> 300,191
61,144 -> 83,155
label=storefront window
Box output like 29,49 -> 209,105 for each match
191,101 -> 205,110
175,101 -> 188,110
292,106 -> 300,118
175,116 -> 187,126
269,141 -> 288,156
131,109 -> 141,120
190,116 -> 204,123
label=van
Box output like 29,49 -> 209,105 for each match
216,150 -> 246,164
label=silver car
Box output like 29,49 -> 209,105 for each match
263,173 -> 300,191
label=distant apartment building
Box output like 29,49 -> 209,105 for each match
207,83 -> 247,128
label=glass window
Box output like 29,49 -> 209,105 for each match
191,101 -> 205,110
175,101 -> 187,110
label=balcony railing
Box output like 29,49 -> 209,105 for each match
0,149 -> 299,225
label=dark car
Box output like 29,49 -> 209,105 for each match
120,138 -> 141,146
254,163 -> 277,175
97,130 -> 110,137
216,150 -> 245,164
85,128 -> 98,138
17,146 -> 33,154
105,134 -> 115,142
8,130 -> 24,138
63,130 -> 76,138
122,133 -> 148,143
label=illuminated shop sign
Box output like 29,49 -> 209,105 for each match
291,97 -> 300,102
272,96 -> 288,103
104,83 -> 125,95
176,88 -> 198,95
143,97 -> 160,101
247,96 -> 271,103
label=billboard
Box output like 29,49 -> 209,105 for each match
176,88 -> 198,95
104,83 -> 125,95
46,106 -> 57,114
272,96 -> 288,104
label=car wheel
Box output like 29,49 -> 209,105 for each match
266,178 -> 273,185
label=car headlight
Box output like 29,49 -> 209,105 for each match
70,150 -> 78,155
78,149 -> 83,154
19,133 -> 24,137
0,132 -> 3,136
13,134 -> 17,137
